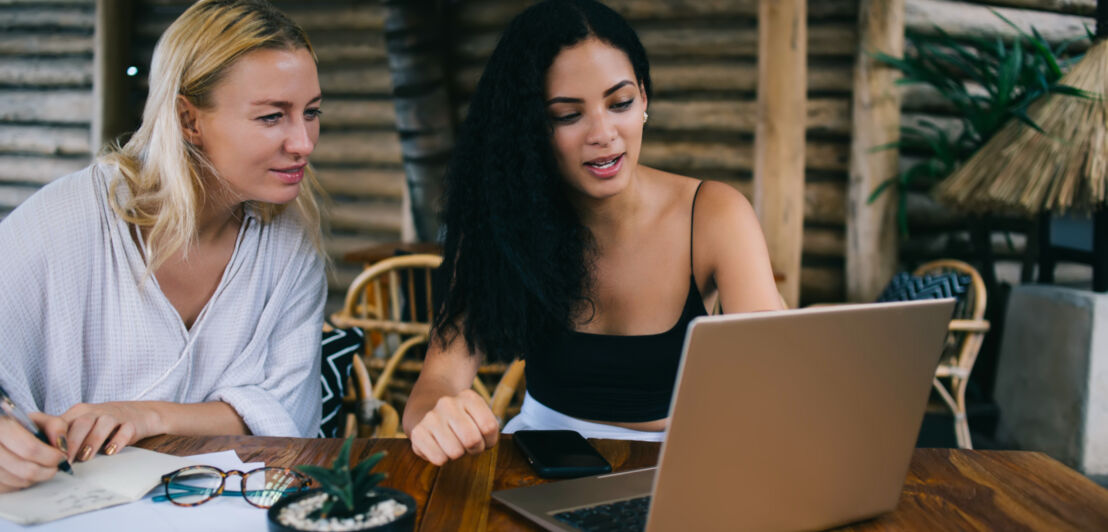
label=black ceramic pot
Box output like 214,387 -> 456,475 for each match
267,488 -> 416,532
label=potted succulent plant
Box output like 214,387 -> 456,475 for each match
268,436 -> 416,531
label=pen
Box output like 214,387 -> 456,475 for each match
0,384 -> 73,475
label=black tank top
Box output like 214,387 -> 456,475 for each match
525,182 -> 709,422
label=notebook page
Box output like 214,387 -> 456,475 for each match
0,447 -> 197,525
72,447 -> 198,500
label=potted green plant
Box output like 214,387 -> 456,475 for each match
268,436 -> 416,531
869,12 -> 1092,236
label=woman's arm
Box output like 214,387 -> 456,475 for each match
60,400 -> 247,462
403,333 -> 499,465
696,180 -> 784,313
207,239 -> 326,438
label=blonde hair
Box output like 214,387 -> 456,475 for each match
101,0 -> 324,272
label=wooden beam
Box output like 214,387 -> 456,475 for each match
847,0 -> 904,302
754,0 -> 806,307
906,0 -> 1093,47
92,0 -> 132,152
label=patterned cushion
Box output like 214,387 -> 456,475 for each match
877,271 -> 972,316
317,326 -> 365,438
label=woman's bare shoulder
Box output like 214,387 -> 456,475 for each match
695,179 -> 752,214
638,166 -> 713,208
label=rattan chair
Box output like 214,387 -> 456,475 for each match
331,253 -> 527,431
331,254 -> 443,403
914,259 -> 990,450
489,359 -> 526,424
342,354 -> 400,438
320,321 -> 399,438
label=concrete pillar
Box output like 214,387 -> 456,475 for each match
995,285 -> 1108,480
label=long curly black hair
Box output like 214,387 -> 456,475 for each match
432,0 -> 652,363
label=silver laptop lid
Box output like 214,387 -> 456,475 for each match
647,299 -> 954,532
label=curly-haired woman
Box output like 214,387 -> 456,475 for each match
402,0 -> 783,465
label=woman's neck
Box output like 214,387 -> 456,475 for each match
573,166 -> 648,245
194,184 -> 244,245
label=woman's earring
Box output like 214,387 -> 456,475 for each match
643,111 -> 649,124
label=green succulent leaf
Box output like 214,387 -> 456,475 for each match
352,450 -> 387,483
295,464 -> 346,488
354,472 -> 388,495
332,435 -> 354,472
317,497 -> 337,519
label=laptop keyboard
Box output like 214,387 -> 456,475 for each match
553,496 -> 651,531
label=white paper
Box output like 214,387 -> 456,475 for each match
0,447 -> 198,525
0,449 -> 270,531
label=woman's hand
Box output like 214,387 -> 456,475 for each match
0,413 -> 68,492
60,402 -> 164,462
408,389 -> 500,466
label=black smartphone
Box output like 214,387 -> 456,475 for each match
513,430 -> 613,478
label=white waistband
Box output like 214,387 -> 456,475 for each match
502,392 -> 666,442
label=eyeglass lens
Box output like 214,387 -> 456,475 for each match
246,467 -> 307,508
164,466 -> 307,508
165,466 -> 223,505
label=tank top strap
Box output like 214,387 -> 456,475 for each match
690,180 -> 705,282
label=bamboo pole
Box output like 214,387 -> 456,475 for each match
754,0 -> 807,307
383,0 -> 456,242
92,0 -> 133,153
847,0 -> 904,302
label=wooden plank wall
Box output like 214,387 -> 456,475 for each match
453,0 -> 858,305
0,0 -> 97,221
9,0 -> 1090,306
131,0 -> 403,308
899,0 -> 1095,283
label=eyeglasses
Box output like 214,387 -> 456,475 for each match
157,465 -> 313,508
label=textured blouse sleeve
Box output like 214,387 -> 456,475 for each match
0,190 -> 51,410
206,232 -> 325,437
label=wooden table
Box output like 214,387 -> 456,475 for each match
137,435 -> 1108,531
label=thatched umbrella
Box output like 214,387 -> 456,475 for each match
937,4 -> 1107,216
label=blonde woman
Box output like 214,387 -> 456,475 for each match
0,0 -> 326,492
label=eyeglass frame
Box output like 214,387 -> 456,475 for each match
158,465 -> 314,508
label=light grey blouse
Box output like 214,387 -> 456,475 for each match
0,163 -> 324,437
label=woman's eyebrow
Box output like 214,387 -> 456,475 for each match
250,94 -> 324,107
603,80 -> 633,97
545,80 -> 635,106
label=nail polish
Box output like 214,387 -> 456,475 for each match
56,435 -> 69,455
104,443 -> 117,456
79,445 -> 93,461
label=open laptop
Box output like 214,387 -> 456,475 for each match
493,298 -> 955,531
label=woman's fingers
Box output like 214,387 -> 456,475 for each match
79,415 -> 122,460
102,422 -> 135,456
409,424 -> 447,466
0,418 -> 65,468
409,391 -> 502,466
459,391 -> 501,450
0,418 -> 63,492
424,409 -> 468,461
28,412 -> 68,455
63,414 -> 95,462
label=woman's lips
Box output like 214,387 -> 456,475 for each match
583,154 -> 624,179
271,165 -> 305,184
